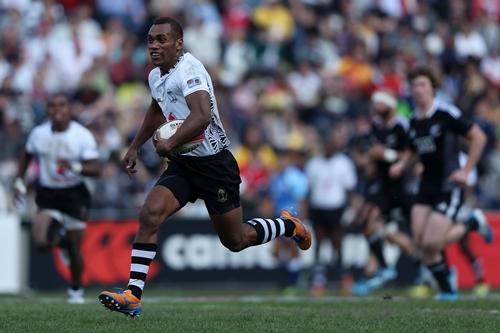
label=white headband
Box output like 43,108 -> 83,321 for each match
371,91 -> 397,109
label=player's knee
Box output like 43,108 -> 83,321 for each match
421,239 -> 440,255
220,238 -> 245,252
363,225 -> 374,237
139,204 -> 164,232
34,240 -> 50,251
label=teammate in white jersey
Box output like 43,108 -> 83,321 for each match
99,17 -> 312,317
14,94 -> 101,303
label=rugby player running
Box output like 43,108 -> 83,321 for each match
98,17 -> 311,316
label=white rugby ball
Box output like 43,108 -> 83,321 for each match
155,119 -> 204,154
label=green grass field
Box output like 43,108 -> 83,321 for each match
2,291 -> 500,333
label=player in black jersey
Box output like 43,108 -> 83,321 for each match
390,67 -> 492,300
351,90 -> 417,295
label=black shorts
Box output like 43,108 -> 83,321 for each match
415,182 -> 463,220
365,180 -> 413,219
35,183 -> 91,221
156,149 -> 241,215
308,206 -> 345,228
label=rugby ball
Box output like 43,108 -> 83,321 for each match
154,119 -> 204,154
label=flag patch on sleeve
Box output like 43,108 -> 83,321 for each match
186,77 -> 202,88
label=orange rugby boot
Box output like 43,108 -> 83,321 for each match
98,289 -> 142,317
281,210 -> 312,251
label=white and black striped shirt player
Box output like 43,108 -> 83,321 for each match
151,52 -> 241,215
148,52 -> 230,157
26,120 -> 99,228
408,99 -> 472,219
305,151 -> 357,228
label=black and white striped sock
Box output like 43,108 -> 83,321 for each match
245,218 -> 294,245
428,260 -> 452,293
127,243 -> 157,299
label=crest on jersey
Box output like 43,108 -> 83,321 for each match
187,77 -> 201,89
430,124 -> 441,137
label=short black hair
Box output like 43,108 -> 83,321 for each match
49,92 -> 70,102
407,66 -> 439,90
152,17 -> 183,40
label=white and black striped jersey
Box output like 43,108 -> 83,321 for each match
25,120 -> 99,188
408,99 -> 472,190
148,52 -> 230,157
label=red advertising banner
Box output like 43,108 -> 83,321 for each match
30,213 -> 499,289
52,219 -> 160,286
446,212 -> 500,288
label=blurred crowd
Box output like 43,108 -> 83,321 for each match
1,0 -> 500,219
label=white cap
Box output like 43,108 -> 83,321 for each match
371,90 -> 397,109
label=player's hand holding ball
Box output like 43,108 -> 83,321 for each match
154,119 -> 203,157
154,137 -> 174,158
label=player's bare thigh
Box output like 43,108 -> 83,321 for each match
32,211 -> 56,248
420,211 -> 454,263
136,186 -> 181,243
411,204 -> 432,246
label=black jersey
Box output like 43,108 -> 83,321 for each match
408,99 -> 472,191
371,115 -> 409,186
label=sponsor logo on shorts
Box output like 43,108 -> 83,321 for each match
436,201 -> 447,212
217,187 -> 228,203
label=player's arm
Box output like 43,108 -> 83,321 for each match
389,149 -> 417,178
80,159 -> 101,176
370,124 -> 409,163
58,128 -> 102,177
14,126 -> 38,198
449,124 -> 486,185
123,98 -> 165,173
387,122 -> 417,178
130,98 -> 166,151
17,150 -> 32,180
155,90 -> 211,156
461,124 -> 486,173
342,190 -> 362,226
446,107 -> 486,185
369,142 -> 401,163
13,149 -> 33,197
57,159 -> 101,177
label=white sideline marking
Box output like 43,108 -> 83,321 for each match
2,293 -> 500,304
